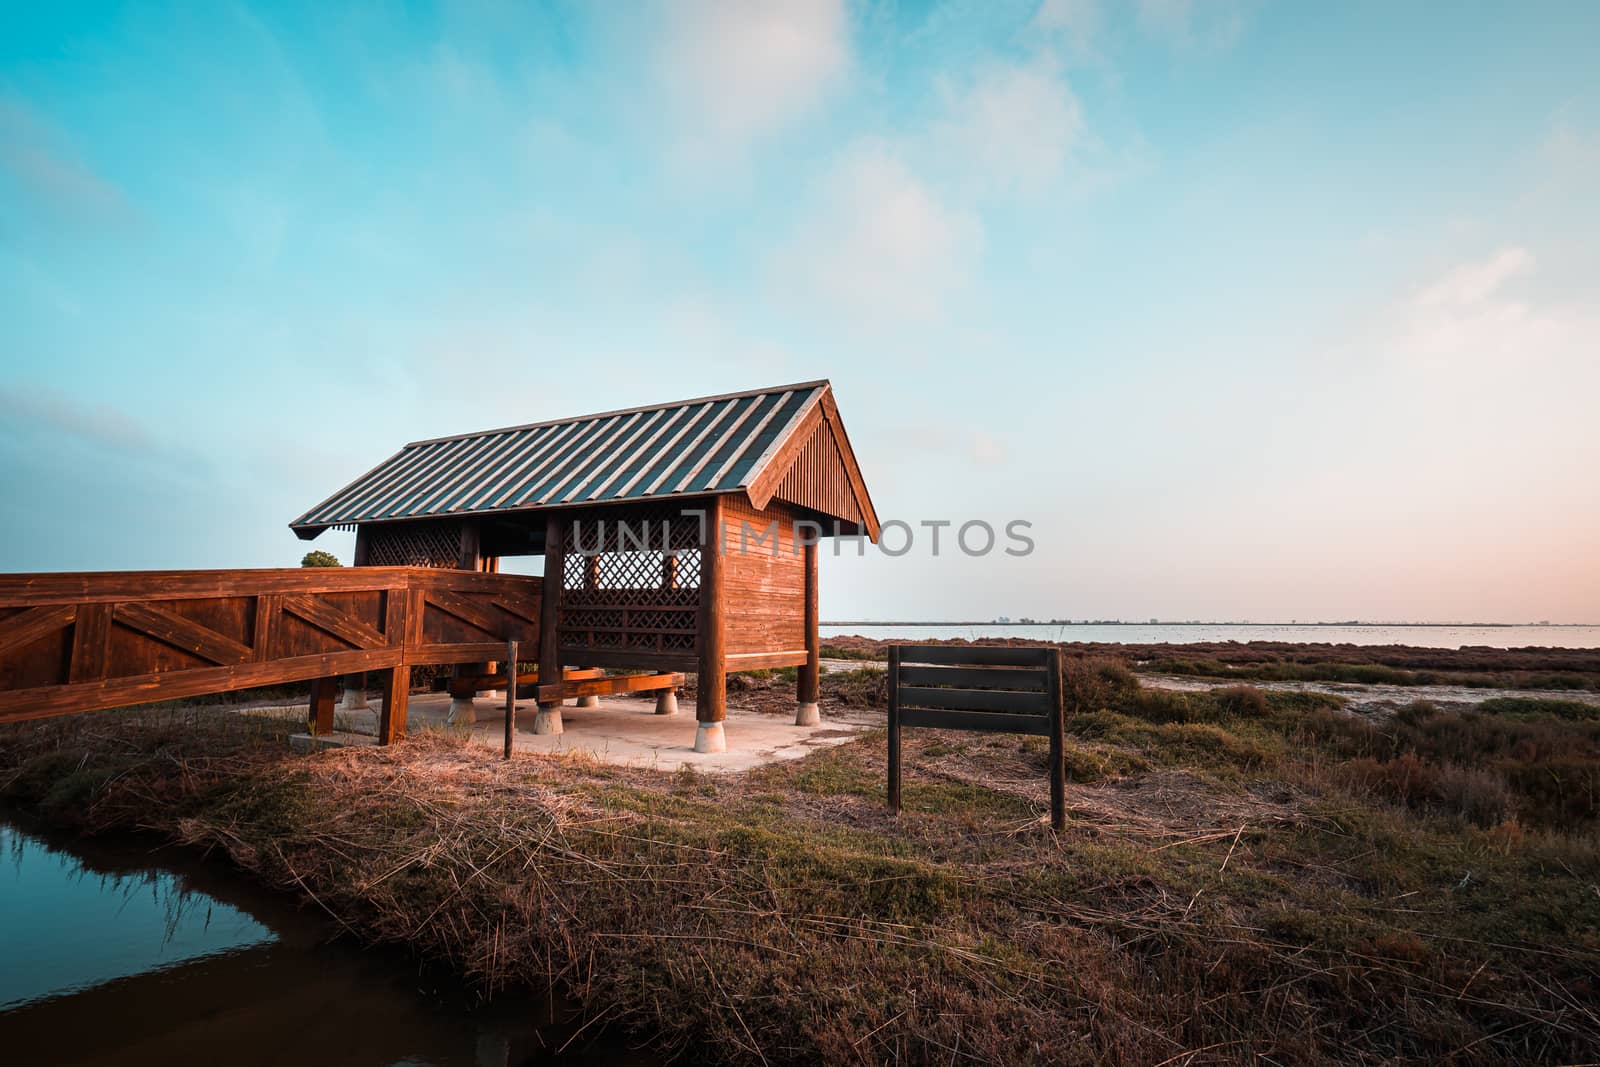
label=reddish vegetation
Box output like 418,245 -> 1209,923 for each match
823,636 -> 1600,690
824,634 -> 1600,671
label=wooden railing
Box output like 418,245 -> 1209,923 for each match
0,567 -> 541,735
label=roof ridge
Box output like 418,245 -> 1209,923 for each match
402,379 -> 832,448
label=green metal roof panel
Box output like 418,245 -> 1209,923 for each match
290,381 -> 829,532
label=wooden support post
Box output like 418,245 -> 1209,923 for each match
796,537 -> 820,726
377,664 -> 409,744
342,543 -> 374,715
308,675 -> 337,735
535,515 -> 565,735
503,639 -> 517,760
887,645 -> 902,814
694,497 -> 727,753
1047,648 -> 1066,831
538,515 -> 564,704
449,521 -> 485,725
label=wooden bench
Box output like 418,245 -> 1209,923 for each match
535,671 -> 684,704
448,666 -> 603,699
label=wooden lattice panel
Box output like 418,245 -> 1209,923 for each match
364,521 -> 464,567
560,511 -> 702,654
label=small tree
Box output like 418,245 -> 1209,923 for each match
300,550 -> 341,568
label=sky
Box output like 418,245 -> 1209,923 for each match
3,1 -> 1598,623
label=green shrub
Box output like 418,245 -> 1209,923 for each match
300,550 -> 341,567
1215,685 -> 1269,718
1476,696 -> 1600,721
826,667 -> 887,707
1336,753 -> 1513,828
1061,655 -> 1139,714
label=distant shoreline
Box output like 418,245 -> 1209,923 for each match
821,621 -> 1594,628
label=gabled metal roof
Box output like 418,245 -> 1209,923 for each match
291,380 -> 872,538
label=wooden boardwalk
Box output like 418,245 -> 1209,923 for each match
0,567 -> 541,741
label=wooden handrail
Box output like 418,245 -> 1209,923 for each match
0,567 -> 542,725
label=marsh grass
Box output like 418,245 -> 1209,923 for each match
0,665 -> 1597,1065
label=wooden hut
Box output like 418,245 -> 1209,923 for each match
290,380 -> 879,752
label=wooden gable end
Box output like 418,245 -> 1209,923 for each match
746,389 -> 880,541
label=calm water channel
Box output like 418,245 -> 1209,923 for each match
0,818 -> 642,1066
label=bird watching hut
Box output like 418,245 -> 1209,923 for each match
289,380 -> 880,753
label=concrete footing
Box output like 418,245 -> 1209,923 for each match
446,697 -> 478,726
576,694 -> 601,708
795,701 -> 820,727
655,689 -> 678,716
693,720 -> 727,754
339,686 -> 369,711
533,707 -> 564,735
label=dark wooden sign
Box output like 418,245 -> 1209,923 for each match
887,644 -> 1066,830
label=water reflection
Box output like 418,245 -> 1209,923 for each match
0,819 -> 641,1066
2,823 -> 273,1010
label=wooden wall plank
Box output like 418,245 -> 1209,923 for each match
897,665 -> 1049,691
897,685 -> 1053,714
721,497 -> 806,658
898,707 -> 1054,736
68,603 -> 111,683
252,594 -> 281,661
897,645 -> 1055,667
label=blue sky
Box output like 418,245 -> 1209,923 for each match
4,1 -> 1598,622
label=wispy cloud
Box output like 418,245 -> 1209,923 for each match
1033,0 -> 1254,52
1400,246 -> 1587,368
0,98 -> 133,229
1414,247 -> 1533,310
1136,0 -> 1253,50
1033,0 -> 1102,50
651,0 -> 851,162
0,385 -> 157,453
930,53 -> 1086,195
769,140 -> 983,330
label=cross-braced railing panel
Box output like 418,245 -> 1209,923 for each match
0,567 -> 541,724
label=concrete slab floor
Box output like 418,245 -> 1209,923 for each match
292,690 -> 879,774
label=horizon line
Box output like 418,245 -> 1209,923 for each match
819,620 -> 1597,628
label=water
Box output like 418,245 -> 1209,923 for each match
820,623 -> 1600,650
0,819 -> 639,1066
